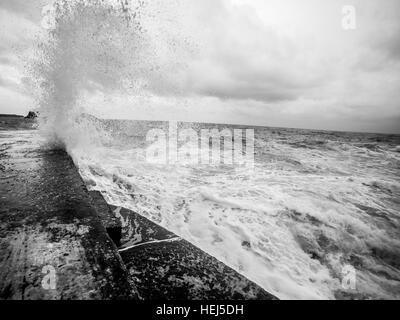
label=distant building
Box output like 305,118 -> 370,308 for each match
26,111 -> 38,119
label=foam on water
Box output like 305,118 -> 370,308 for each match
69,124 -> 400,300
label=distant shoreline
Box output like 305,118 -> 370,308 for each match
0,114 -> 37,131
1,112 -> 399,136
0,114 -> 24,118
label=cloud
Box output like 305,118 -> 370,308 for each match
0,0 -> 399,133
0,74 -> 16,90
0,56 -> 12,65
0,3 -> 42,115
139,0 -> 326,103
0,0 -> 48,22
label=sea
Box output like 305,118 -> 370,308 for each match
64,118 -> 400,300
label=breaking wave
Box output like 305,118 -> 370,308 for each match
29,0 -> 193,149
73,124 -> 400,300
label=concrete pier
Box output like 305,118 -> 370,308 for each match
0,129 -> 136,300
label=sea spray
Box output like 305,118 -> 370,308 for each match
29,0 -> 193,150
30,0 -> 139,149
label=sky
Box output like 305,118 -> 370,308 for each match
0,0 -> 399,133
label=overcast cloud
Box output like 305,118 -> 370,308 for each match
0,0 -> 399,133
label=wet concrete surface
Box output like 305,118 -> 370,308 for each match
0,129 -> 136,300
89,191 -> 122,247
